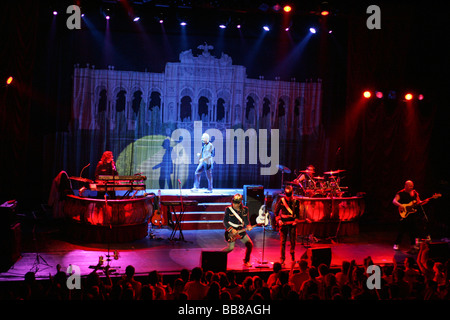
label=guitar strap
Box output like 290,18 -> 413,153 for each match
228,206 -> 244,227
281,197 -> 293,216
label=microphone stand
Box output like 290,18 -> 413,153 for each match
79,163 -> 90,178
256,193 -> 270,268
178,179 -> 184,214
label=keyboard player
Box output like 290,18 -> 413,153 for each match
95,151 -> 118,199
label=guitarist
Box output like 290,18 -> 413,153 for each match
222,194 -> 254,267
274,185 -> 302,266
392,180 -> 422,253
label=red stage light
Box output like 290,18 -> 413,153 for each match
375,91 -> 383,99
6,76 -> 13,85
418,94 -> 424,101
321,11 -> 329,16
405,93 -> 413,101
363,91 -> 371,98
283,5 -> 292,13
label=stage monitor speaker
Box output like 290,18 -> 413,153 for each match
0,223 -> 21,272
243,185 -> 264,225
302,247 -> 332,267
201,251 -> 227,272
0,200 -> 18,231
428,242 -> 450,263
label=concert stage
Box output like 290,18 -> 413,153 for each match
0,220 -> 415,283
0,188 -> 416,284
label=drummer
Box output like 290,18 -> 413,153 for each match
293,165 -> 316,189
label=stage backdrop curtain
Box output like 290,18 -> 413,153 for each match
55,50 -> 324,191
342,6 -> 438,223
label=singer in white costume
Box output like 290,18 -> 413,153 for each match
191,133 -> 214,193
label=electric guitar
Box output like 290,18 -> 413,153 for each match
256,193 -> 270,226
225,224 -> 263,242
398,193 -> 441,219
277,218 -> 311,227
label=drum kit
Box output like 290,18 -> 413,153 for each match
283,167 -> 348,198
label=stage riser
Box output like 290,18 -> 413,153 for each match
180,212 -> 224,222
164,204 -> 230,212
180,221 -> 224,230
160,194 -> 232,230
161,195 -> 233,203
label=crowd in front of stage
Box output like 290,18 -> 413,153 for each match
1,241 -> 449,301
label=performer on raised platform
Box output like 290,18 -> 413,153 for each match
222,194 -> 253,267
274,185 -> 301,266
392,180 -> 422,253
95,151 -> 118,199
191,133 -> 214,193
293,164 -> 316,189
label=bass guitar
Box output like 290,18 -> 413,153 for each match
277,218 -> 311,227
399,193 -> 441,219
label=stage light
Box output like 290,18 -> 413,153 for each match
418,94 -> 424,100
106,15 -> 110,20
285,27 -> 290,31
6,76 -> 13,85
53,11 -> 58,16
263,25 -> 270,31
321,10 -> 329,16
180,21 -> 187,26
159,19 -> 164,24
133,16 -> 140,22
405,93 -> 413,101
375,91 -> 383,99
273,4 -> 282,12
236,24 -> 241,29
363,91 -> 371,98
309,27 -> 316,34
219,24 -> 226,29
283,5 -> 292,13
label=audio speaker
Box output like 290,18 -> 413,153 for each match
0,223 -> 21,272
243,185 -> 264,225
428,242 -> 450,263
201,251 -> 227,272
302,247 -> 332,267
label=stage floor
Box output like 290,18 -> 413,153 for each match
0,220 -> 420,282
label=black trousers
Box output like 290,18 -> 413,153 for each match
395,215 -> 420,246
279,225 -> 297,261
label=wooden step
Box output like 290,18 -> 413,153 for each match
180,220 -> 224,230
177,211 -> 224,222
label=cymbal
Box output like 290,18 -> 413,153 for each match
299,170 -> 314,173
324,169 -> 346,175
70,176 -> 94,184
313,176 -> 325,180
278,165 -> 291,173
